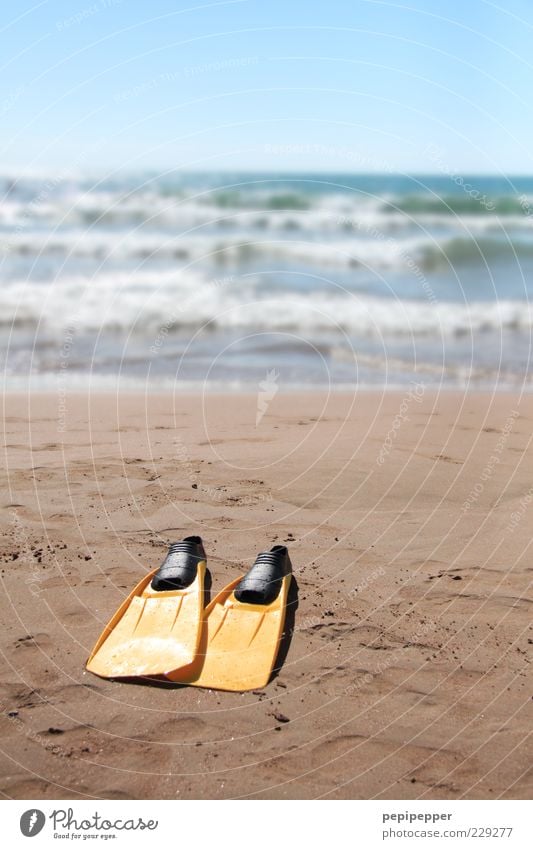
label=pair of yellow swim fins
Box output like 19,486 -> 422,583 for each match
86,537 -> 293,691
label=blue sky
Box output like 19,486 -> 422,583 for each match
1,0 -> 533,173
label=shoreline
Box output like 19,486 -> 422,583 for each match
3,384 -> 532,396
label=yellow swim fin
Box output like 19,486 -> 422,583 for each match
86,537 -> 206,679
168,545 -> 293,691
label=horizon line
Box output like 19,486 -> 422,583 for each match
2,167 -> 533,179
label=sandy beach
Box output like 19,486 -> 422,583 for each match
0,390 -> 531,800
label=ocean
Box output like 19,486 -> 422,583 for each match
1,171 -> 532,391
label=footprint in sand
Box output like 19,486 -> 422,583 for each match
13,633 -> 52,653
0,777 -> 86,799
138,716 -> 209,744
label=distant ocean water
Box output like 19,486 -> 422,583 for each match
1,171 -> 532,391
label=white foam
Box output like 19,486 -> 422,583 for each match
0,269 -> 531,337
1,228 -> 433,271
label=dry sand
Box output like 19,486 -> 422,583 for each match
0,390 -> 531,800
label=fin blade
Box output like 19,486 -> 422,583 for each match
86,564 -> 206,678
169,574 -> 291,691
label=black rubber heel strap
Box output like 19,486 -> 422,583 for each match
234,545 -> 291,605
151,536 -> 205,591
